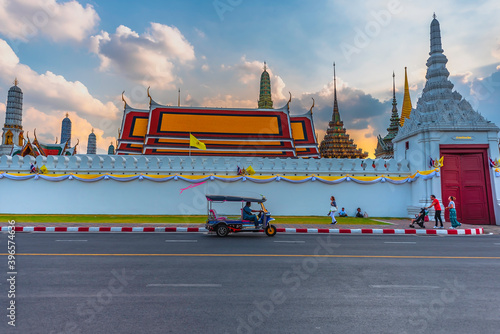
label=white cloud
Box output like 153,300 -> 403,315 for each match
0,38 -> 120,153
201,64 -> 210,71
90,23 -> 195,89
0,39 -> 118,119
202,94 -> 255,109
0,0 -> 99,42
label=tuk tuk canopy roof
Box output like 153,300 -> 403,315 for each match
206,195 -> 266,203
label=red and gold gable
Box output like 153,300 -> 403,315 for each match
290,114 -> 319,158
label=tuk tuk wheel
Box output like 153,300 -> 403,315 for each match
265,224 -> 277,237
216,224 -> 229,237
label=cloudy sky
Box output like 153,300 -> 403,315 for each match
0,0 -> 499,155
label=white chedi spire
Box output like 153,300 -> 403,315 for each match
396,15 -> 498,140
87,128 -> 96,154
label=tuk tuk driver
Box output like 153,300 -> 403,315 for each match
243,202 -> 263,227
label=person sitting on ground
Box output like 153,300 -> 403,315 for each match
338,207 -> 348,217
242,202 -> 263,228
355,208 -> 363,218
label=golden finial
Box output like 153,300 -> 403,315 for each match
13,78 -> 18,86
147,86 -> 152,105
121,91 -> 128,109
91,128 -> 94,134
65,112 -> 69,118
264,61 -> 267,71
286,91 -> 292,108
309,97 -> 315,114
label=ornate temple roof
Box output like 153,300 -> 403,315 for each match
319,63 -> 368,159
395,15 -> 499,141
116,88 -> 320,157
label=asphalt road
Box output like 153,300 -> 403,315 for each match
1,232 -> 499,334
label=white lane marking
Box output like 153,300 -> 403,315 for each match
274,241 -> 305,244
165,240 -> 198,243
55,240 -> 88,242
147,284 -> 221,287
370,285 -> 439,289
384,242 -> 416,244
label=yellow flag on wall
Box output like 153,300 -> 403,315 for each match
189,133 -> 206,150
438,156 -> 444,167
246,165 -> 256,175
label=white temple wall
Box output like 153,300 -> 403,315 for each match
0,155 -> 413,216
0,175 -> 412,216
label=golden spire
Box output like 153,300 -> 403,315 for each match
65,112 -> 69,118
400,67 -> 412,127
13,78 -> 18,86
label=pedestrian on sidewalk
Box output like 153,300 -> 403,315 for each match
426,195 -> 443,229
328,196 -> 338,225
445,196 -> 462,229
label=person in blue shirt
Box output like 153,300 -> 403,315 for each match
243,202 -> 262,227
338,208 -> 348,217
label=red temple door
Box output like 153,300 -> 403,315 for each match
440,145 -> 495,225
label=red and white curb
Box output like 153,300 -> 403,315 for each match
1,226 -> 484,235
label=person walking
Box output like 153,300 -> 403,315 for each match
426,195 -> 443,229
328,196 -> 338,225
445,196 -> 462,229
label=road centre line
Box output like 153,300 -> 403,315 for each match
55,240 -> 88,242
4,253 -> 500,259
147,284 -> 221,287
165,240 -> 198,243
274,241 -> 305,244
370,285 -> 439,289
384,242 -> 416,244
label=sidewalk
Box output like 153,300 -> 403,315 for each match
1,218 -> 497,234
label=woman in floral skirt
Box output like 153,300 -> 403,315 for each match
445,196 -> 462,229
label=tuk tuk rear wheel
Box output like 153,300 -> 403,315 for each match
265,224 -> 277,237
216,224 -> 229,237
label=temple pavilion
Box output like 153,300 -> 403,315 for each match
319,64 -> 368,159
116,64 -> 320,157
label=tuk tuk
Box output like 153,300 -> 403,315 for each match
205,195 -> 277,237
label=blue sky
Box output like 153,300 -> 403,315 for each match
0,0 -> 499,155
